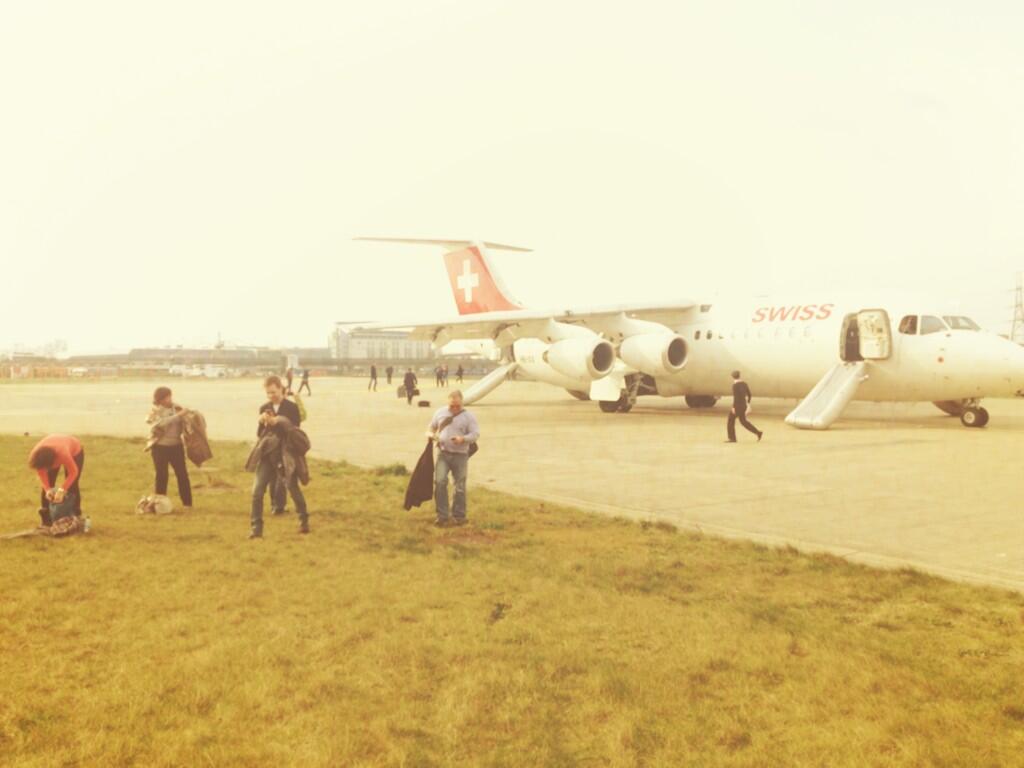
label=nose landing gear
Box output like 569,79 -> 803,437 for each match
960,406 -> 989,428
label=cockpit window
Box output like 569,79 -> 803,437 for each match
942,315 -> 980,331
920,315 -> 947,335
898,315 -> 918,335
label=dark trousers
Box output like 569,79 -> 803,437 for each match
152,443 -> 193,506
727,406 -> 761,441
298,380 -> 311,395
41,450 -> 85,517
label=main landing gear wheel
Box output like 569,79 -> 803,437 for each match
598,394 -> 633,413
685,395 -> 718,409
960,407 -> 989,428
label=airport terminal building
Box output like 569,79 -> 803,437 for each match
330,325 -> 435,362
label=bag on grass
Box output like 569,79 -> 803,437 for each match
49,492 -> 79,521
48,515 -> 84,537
136,495 -> 174,515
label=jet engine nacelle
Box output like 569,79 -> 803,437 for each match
618,333 -> 688,376
543,337 -> 616,381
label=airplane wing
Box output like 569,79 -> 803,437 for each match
349,301 -> 698,345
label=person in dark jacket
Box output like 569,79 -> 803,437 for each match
368,364 -> 378,391
250,375 -> 308,538
285,367 -> 295,395
456,364 -> 464,383
386,365 -> 394,385
146,386 -> 193,508
726,370 -> 763,443
403,368 -> 418,405
298,369 -> 312,396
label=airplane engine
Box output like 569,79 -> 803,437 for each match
618,334 -> 688,376
543,337 -> 616,381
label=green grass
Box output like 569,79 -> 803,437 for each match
1,435 -> 1023,767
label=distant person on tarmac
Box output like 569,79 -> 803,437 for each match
726,370 -> 763,443
368,364 -> 378,391
250,375 -> 308,538
386,366 -> 394,385
28,434 -> 85,526
403,368 -> 418,405
298,369 -> 311,396
428,390 -> 480,527
285,367 -> 295,395
456,364 -> 464,383
146,386 -> 193,509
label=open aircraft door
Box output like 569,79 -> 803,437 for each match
857,309 -> 892,360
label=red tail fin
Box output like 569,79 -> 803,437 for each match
354,237 -> 528,315
443,246 -> 522,315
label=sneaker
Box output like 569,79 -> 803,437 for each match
724,440 -> 737,443
248,531 -> 263,540
757,432 -> 763,442
271,508 -> 286,516
298,522 -> 310,534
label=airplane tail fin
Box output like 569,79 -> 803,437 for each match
354,237 -> 527,315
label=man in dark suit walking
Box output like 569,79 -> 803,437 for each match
727,370 -> 763,443
403,368 -> 418,405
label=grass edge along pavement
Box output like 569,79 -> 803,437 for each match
1,434 -> 1023,767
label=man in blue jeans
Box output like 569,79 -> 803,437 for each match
250,375 -> 308,539
427,390 -> 480,527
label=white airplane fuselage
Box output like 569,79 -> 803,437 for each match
511,298 -> 1024,404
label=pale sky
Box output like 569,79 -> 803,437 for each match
2,1 -> 1022,354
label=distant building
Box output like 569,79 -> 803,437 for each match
330,325 -> 435,362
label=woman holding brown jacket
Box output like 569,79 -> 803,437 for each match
146,386 -> 193,508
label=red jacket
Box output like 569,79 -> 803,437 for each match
32,434 -> 83,491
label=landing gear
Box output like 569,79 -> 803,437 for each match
933,400 -> 967,417
598,395 -> 632,413
960,407 -> 989,428
598,388 -> 635,414
685,395 -> 718,409
597,375 -> 649,414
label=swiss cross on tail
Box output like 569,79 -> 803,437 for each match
443,246 -> 522,315
353,237 -> 528,315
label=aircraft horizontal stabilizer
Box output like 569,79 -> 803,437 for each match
354,237 -> 532,253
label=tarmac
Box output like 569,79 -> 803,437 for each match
2,376 -> 1022,592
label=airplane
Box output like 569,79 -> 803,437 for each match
354,237 -> 1024,430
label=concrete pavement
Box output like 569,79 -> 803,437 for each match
2,377 -> 1021,591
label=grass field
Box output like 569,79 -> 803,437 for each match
1,434 -> 1023,767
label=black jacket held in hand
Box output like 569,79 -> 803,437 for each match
404,440 -> 435,511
